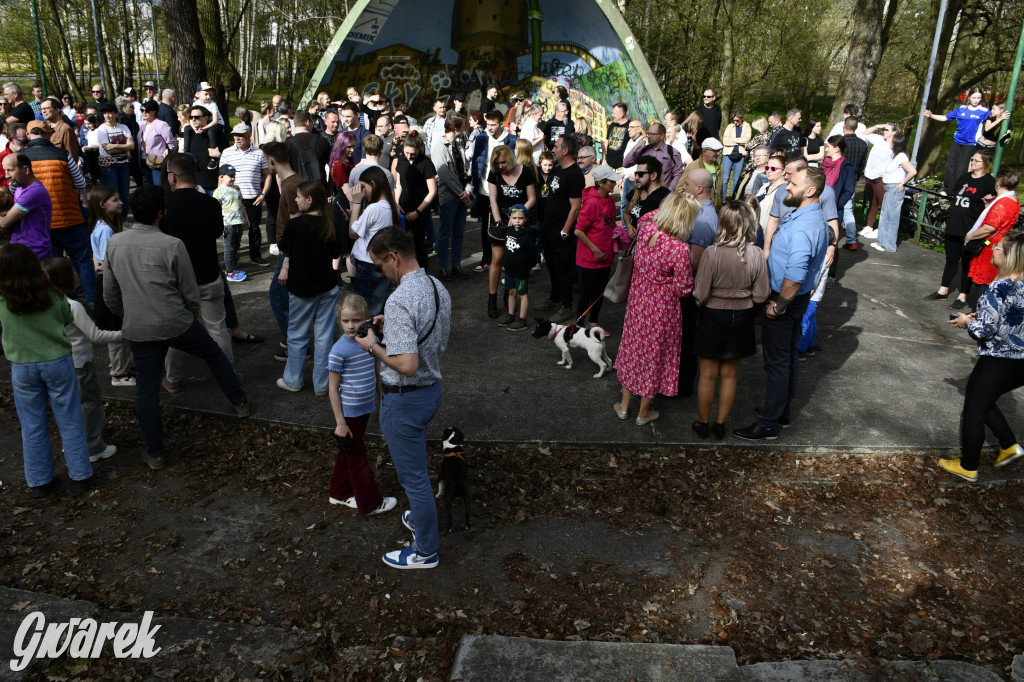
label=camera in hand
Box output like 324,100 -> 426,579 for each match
356,320 -> 382,338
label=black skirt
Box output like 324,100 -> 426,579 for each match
694,306 -> 756,359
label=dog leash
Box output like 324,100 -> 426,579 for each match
571,295 -> 605,329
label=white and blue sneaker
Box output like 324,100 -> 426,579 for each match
402,510 -> 416,534
382,546 -> 438,570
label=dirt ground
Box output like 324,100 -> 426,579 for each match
1,389 -> 1023,680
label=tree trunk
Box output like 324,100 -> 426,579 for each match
45,0 -> 87,101
721,0 -> 735,117
164,0 -> 208,100
197,0 -> 241,113
827,0 -> 899,132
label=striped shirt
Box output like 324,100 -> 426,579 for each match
327,334 -> 377,417
219,145 -> 268,199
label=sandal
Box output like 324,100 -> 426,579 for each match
691,420 -> 710,438
232,333 -> 265,344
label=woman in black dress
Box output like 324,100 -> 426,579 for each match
484,144 -> 536,318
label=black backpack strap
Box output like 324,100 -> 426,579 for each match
417,275 -> 441,345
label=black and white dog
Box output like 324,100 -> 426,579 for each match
435,427 -> 471,533
531,319 -> 613,378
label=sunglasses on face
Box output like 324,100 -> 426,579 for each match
92,91 -> 103,94
190,115 -> 204,120
704,95 -> 715,99
764,165 -> 783,172
634,171 -> 649,177
373,253 -> 394,273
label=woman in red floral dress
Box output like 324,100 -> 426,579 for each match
614,191 -> 698,426
964,166 -> 1022,310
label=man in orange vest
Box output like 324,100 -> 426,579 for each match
22,121 -> 94,306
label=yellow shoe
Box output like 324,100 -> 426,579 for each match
995,444 -> 1024,468
939,458 -> 978,482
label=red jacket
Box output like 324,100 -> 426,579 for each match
575,185 -> 616,269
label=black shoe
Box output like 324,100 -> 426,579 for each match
30,480 -> 56,498
451,267 -> 468,279
754,407 -> 790,428
733,422 -> 780,441
924,291 -> 949,301
949,299 -> 967,310
251,258 -> 271,267
711,423 -> 726,440
438,270 -> 452,282
487,294 -> 498,319
692,421 -> 710,438
70,476 -> 93,494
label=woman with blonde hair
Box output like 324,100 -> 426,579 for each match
613,191 -> 697,426
692,200 -> 769,438
943,229 -> 1024,480
486,143 -> 536,318
666,123 -> 692,164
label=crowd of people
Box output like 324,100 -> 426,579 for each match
1,77 -> 1022,567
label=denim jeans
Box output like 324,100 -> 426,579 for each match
49,222 -> 97,307
877,182 -> 904,252
722,156 -> 745,200
11,354 -> 93,486
145,167 -> 162,186
757,292 -> 811,429
380,382 -> 442,556
353,258 -> 392,317
843,198 -> 857,244
283,287 -> 338,393
437,199 -> 467,271
224,223 -> 243,272
131,320 -> 246,458
269,254 -> 290,340
98,163 -> 130,220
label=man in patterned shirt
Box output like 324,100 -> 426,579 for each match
357,227 -> 451,570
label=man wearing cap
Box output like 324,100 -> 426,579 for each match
142,80 -> 158,103
679,138 -> 724,208
623,122 -> 684,190
220,123 -> 272,267
123,87 -> 143,125
138,99 -> 175,185
21,121 -> 95,305
40,97 -> 80,162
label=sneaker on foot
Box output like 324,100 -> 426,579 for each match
754,406 -> 790,428
30,480 -> 56,498
497,312 -> 515,326
274,349 -> 288,362
89,444 -> 117,463
70,476 -> 93,494
276,377 -> 301,392
473,263 -> 490,272
870,242 -> 887,252
111,375 -> 136,387
382,546 -> 438,570
532,263 -> 542,271
226,270 -> 247,282
330,496 -> 358,508
995,444 -> 1024,468
508,318 -> 528,331
233,402 -> 250,417
251,258 -> 271,267
451,267 -> 468,279
370,497 -> 397,515
161,377 -> 181,394
732,422 -> 780,441
939,457 -> 977,481
141,452 -> 165,470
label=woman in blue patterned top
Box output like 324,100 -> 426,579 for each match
942,231 -> 1024,481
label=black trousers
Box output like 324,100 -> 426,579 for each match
960,355 -> 1024,470
944,142 -> 975,196
475,195 -> 493,264
577,266 -> 611,324
243,198 -> 263,261
941,234 -> 971,292
541,230 -> 575,308
676,294 -> 700,397
406,212 -> 430,269
756,291 -> 812,428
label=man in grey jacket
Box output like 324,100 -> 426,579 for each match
433,117 -> 472,281
104,186 -> 249,471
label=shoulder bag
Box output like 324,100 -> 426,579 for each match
604,239 -> 636,304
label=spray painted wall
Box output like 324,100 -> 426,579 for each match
302,0 -> 667,148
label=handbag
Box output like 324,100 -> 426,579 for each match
145,154 -> 164,169
964,238 -> 986,257
97,154 -> 117,167
728,149 -> 743,163
604,240 -> 636,303
486,218 -> 507,242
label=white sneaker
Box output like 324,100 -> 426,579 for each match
863,228 -> 879,239
276,377 -> 301,392
89,444 -> 117,463
329,496 -> 357,508
859,226 -> 873,236
111,375 -> 136,386
870,242 -> 887,252
369,496 -> 397,515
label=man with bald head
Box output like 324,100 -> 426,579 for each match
676,165 -> 719,398
623,121 -> 683,189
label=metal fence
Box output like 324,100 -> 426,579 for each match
898,182 -> 1024,247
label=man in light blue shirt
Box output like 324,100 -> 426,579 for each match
735,167 -> 830,440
